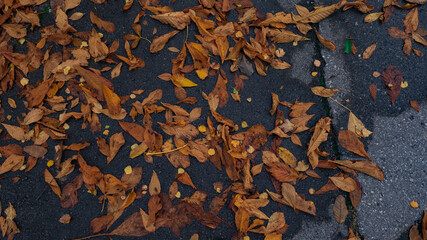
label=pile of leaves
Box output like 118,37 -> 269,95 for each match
0,0 -> 425,239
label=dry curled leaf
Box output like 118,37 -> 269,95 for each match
150,30 -> 179,53
362,43 -> 377,60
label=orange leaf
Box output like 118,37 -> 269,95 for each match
44,169 -> 62,198
102,84 -> 122,115
176,171 -> 196,189
330,160 -> 384,181
338,130 -> 371,160
329,176 -> 356,192
362,43 -> 377,60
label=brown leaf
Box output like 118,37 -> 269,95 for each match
0,154 -> 25,175
110,212 -> 149,236
270,93 -> 279,115
111,62 -> 123,79
215,36 -> 229,64
150,30 -> 179,53
307,117 -> 331,169
61,174 -> 83,208
2,123 -> 26,141
388,27 -> 407,39
347,112 -> 372,138
311,86 -> 339,98
22,108 -> 44,125
381,65 -> 403,104
369,82 -> 377,101
412,32 -> 427,46
410,101 -> 420,112
364,12 -> 384,23
266,28 -> 308,43
329,176 -> 356,192
422,210 -> 427,239
268,183 -> 316,216
150,11 -> 190,30
314,29 -> 336,51
90,12 -> 116,33
149,170 -> 161,196
362,43 -> 377,60
24,145 -> 47,158
293,2 -> 343,23
90,214 -> 113,233
331,160 -> 384,181
208,71 -> 228,108
2,24 -> 27,38
176,172 -> 196,189
75,66 -> 114,101
403,7 -> 418,33
59,214 -> 71,224
102,84 -> 122,115
55,7 -> 76,33
235,208 -> 250,233
26,78 -> 55,108
350,178 -> 362,208
338,130 -> 371,160
77,154 -> 103,185
266,162 -> 303,183
108,132 -> 125,164
333,195 -> 348,223
44,169 -> 62,198
290,101 -> 316,118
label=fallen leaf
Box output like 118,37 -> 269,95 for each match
59,214 -> 71,224
338,130 -> 371,160
149,170 -> 161,196
347,112 -> 372,138
369,83 -> 377,101
2,124 -> 26,141
107,132 -> 125,164
410,101 -> 420,112
150,30 -> 179,53
0,154 -> 25,175
331,160 -> 384,181
329,176 -> 356,192
333,195 -> 348,223
381,65 -> 403,104
307,118 -> 331,169
315,29 -> 336,51
362,43 -> 377,59
311,86 -> 339,98
44,169 -> 62,198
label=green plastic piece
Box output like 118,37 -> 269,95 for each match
344,38 -> 352,54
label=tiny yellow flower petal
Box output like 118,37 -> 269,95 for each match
124,166 -> 132,175
47,160 -> 54,167
131,143 -> 139,150
130,94 -> 136,99
410,200 -> 419,208
103,130 -> 109,135
198,125 -> 206,133
311,72 -> 318,77
241,121 -> 248,128
177,168 -> 185,174
208,148 -> 216,156
309,188 -> 315,195
175,191 -> 181,198
401,81 -> 408,88
63,123 -> 70,130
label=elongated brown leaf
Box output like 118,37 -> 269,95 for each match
150,11 -> 190,30
314,29 -> 336,51
0,154 -> 25,175
110,212 -> 149,236
150,30 -> 179,53
44,169 -> 62,198
307,117 -> 331,168
369,83 -> 377,101
331,160 -> 384,180
2,124 -> 25,141
108,132 -> 125,164
311,86 -> 339,98
102,84 -> 122,115
333,195 -> 348,223
338,130 -> 371,160
149,170 -> 161,196
362,43 -> 377,59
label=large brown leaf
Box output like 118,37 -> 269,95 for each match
150,30 -> 179,53
333,195 -> 348,223
150,11 -> 190,30
381,65 -> 403,104
330,160 -> 384,180
307,117 -> 331,168
44,169 -> 62,198
338,130 -> 371,160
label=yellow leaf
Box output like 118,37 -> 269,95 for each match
347,112 -> 372,138
171,74 -> 198,88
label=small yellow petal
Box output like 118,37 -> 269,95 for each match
124,166 -> 132,175
177,168 -> 185,174
47,160 -> 54,167
410,200 -> 418,208
241,121 -> 248,128
401,81 -> 408,88
198,125 -> 206,133
208,148 -> 216,156
130,94 -> 136,99
103,130 -> 109,135
311,72 -> 318,77
63,123 -> 70,130
175,191 -> 181,198
309,188 -> 315,195
131,143 -> 139,150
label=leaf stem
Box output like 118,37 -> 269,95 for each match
140,37 -> 151,44
146,144 -> 188,156
328,97 -> 352,112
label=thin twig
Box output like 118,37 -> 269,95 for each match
328,97 -> 352,112
140,37 -> 151,44
146,144 -> 188,156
